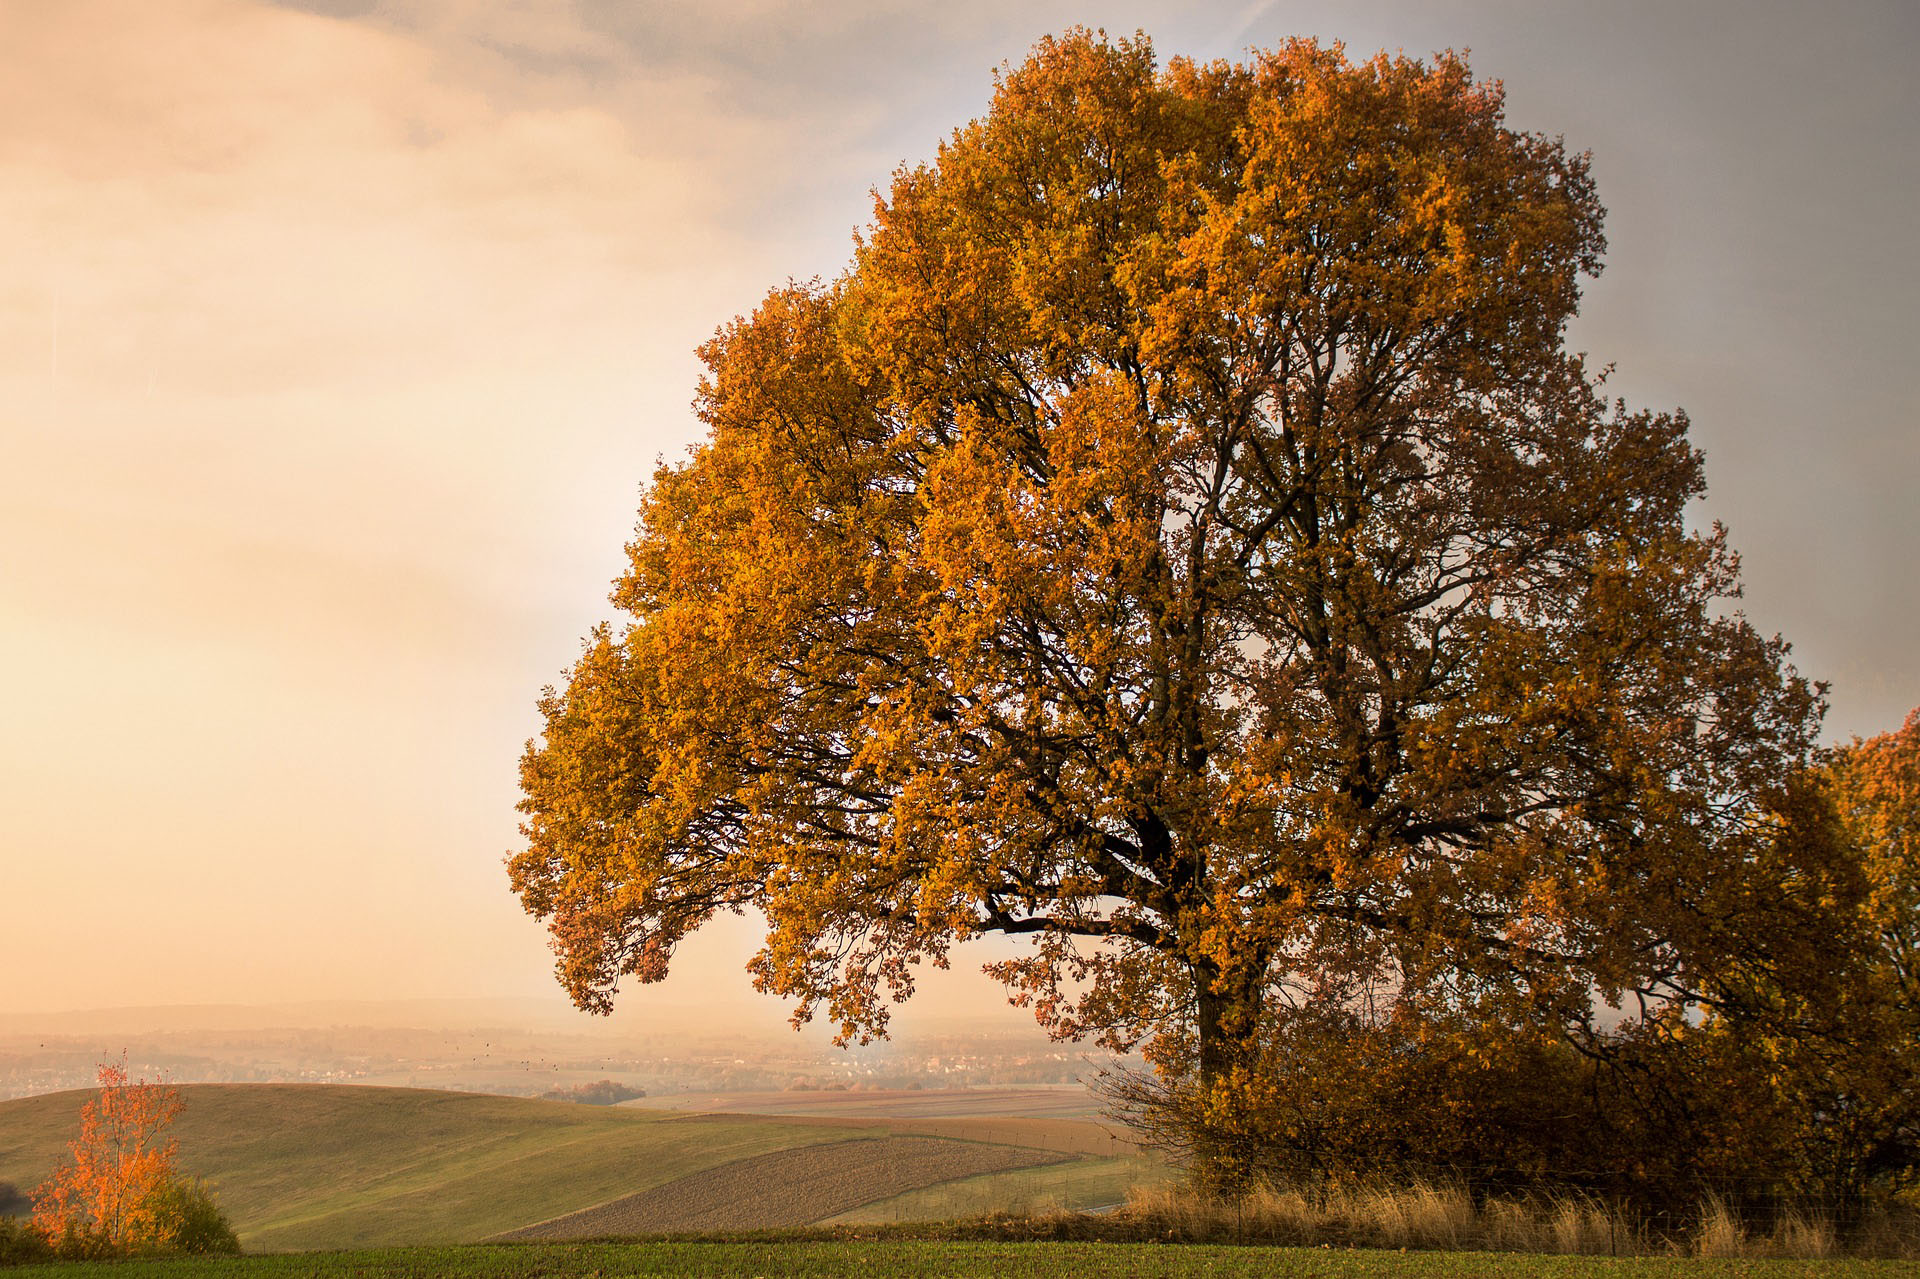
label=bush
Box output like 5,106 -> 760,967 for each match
142,1177 -> 240,1256
0,1179 -> 239,1265
26,1059 -> 242,1260
1106,986 -> 1914,1223
0,1215 -> 52,1266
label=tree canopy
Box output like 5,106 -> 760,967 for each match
509,31 -> 1822,1186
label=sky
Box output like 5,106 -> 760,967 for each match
3,0 -> 1915,1028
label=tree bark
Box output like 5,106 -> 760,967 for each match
1191,958 -> 1263,1196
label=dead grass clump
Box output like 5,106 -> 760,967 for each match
1116,1179 -> 1490,1250
885,1179 -> 1918,1260
776,1186 -> 1918,1260
1334,1183 -> 1474,1250
1242,1185 -> 1316,1240
1107,1181 -> 1640,1254
1545,1193 -> 1632,1254
1693,1195 -> 1746,1258
1773,1210 -> 1836,1259
1479,1196 -> 1537,1253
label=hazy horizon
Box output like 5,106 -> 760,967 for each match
4,0 -> 1914,1025
0,992 -> 1033,1039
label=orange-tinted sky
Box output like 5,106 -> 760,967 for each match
4,0 -> 1915,1026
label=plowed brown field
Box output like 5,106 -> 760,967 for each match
497,1135 -> 1068,1237
879,1116 -> 1136,1157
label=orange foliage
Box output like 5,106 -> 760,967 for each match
31,1057 -> 185,1251
508,30 -> 1827,1192
1792,708 -> 1920,1200
1831,708 -> 1920,1009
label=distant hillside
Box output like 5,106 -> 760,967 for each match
0,1084 -> 1149,1250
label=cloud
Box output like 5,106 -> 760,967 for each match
0,0 -> 781,1008
0,0 -> 749,398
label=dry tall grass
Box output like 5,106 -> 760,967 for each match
1090,1181 -> 1917,1258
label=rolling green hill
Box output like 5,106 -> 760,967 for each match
0,1084 -> 1140,1251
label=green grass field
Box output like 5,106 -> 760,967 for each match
2,1240 -> 1911,1278
0,1085 -> 1136,1250
0,1086 -> 885,1249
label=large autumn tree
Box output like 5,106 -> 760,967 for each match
511,31 -> 1821,1182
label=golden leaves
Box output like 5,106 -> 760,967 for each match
32,1060 -> 189,1252
508,31 -> 1820,1088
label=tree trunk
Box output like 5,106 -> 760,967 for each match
1190,960 -> 1262,1197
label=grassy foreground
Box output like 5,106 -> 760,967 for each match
2,1241 -> 1913,1278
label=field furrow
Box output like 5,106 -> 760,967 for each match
497,1136 -> 1069,1237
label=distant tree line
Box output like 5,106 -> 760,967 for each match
542,1079 -> 646,1106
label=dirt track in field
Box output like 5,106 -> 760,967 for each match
610,1110 -> 1136,1156
496,1136 -> 1068,1238
625,1085 -> 1099,1120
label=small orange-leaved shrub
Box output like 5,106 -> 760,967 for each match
25,1058 -> 238,1259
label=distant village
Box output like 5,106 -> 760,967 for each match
0,1023 -> 1100,1103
